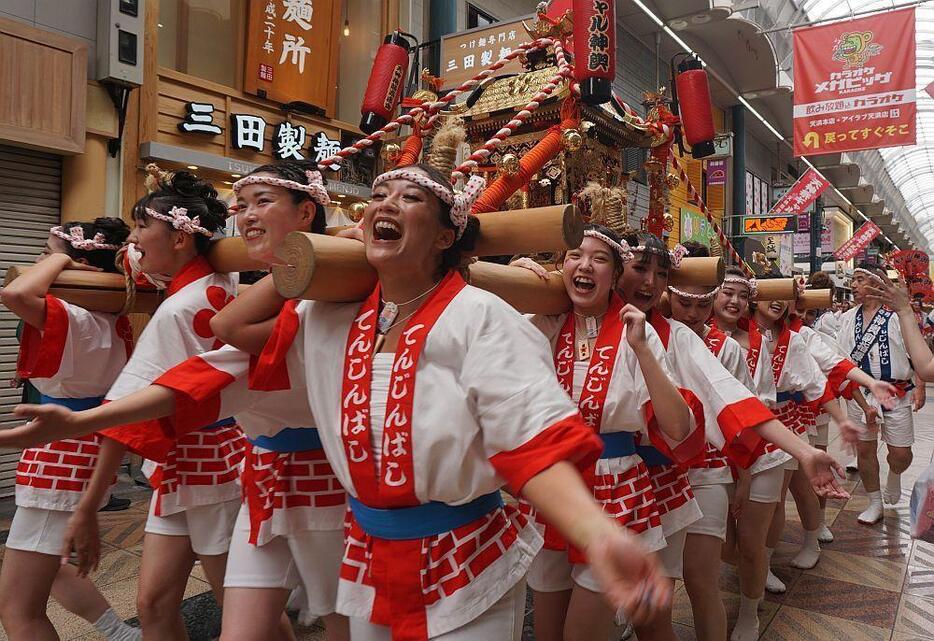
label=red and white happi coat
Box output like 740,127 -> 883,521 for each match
521,295 -> 676,558
15,297 -> 133,511
789,318 -> 858,432
749,320 -> 834,475
647,311 -> 772,532
101,256 -> 245,517
123,341 -> 345,546
691,326 -> 770,486
248,272 -> 603,641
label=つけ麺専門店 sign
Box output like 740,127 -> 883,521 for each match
244,0 -> 339,111
743,215 -> 798,234
439,16 -> 529,90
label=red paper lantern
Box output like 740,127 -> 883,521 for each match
572,0 -> 615,105
360,32 -> 411,134
675,58 -> 716,158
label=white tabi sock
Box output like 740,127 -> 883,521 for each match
93,608 -> 141,641
883,471 -> 902,504
764,547 -> 786,594
858,490 -> 884,524
817,510 -> 834,543
731,595 -> 761,641
791,527 -> 821,569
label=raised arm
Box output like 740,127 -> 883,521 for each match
622,305 -> 691,441
210,273 -> 284,354
864,277 -> 934,381
0,254 -> 100,328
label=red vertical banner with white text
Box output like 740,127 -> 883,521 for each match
793,7 -> 916,157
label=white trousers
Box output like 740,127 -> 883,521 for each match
349,579 -> 527,640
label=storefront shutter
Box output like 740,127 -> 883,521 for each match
0,145 -> 62,497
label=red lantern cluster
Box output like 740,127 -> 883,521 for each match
360,32 -> 411,134
674,58 -> 716,159
572,0 -> 615,105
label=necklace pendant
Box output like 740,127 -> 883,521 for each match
577,338 -> 591,361
374,333 -> 386,354
585,315 -> 599,339
378,302 -> 398,334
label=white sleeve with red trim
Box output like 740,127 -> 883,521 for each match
19,296 -> 129,399
666,323 -> 772,467
720,336 -> 756,394
779,332 -> 832,405
460,292 -> 602,494
798,326 -> 856,395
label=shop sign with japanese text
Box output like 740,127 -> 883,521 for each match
244,0 -> 339,110
439,16 -> 529,90
793,7 -> 916,156
743,215 -> 798,234
769,169 -> 829,215
833,220 -> 881,261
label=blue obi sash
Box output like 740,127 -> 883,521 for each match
599,432 -> 637,458
39,394 -> 104,411
204,417 -> 236,430
776,391 -> 805,404
635,444 -> 673,466
347,492 -> 504,540
248,427 -> 323,452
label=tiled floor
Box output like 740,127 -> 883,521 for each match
1,389 -> 933,640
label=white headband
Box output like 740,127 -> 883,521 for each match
668,284 -> 720,301
631,243 -> 689,269
583,229 -> 633,263
232,170 -> 330,208
145,206 -> 213,237
371,169 -> 486,239
722,275 -> 759,297
853,267 -> 886,284
50,225 -> 119,251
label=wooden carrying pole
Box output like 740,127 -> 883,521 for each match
754,278 -> 798,302
468,261 -> 570,314
325,204 -> 584,256
797,288 -> 832,310
668,257 -> 724,287
3,266 -> 162,315
274,204 -> 585,300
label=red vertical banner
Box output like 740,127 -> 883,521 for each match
793,8 -> 916,157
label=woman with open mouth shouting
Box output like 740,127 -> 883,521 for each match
520,224 -> 692,641
1,163 -> 673,641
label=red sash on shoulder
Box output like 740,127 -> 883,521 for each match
703,325 -> 728,357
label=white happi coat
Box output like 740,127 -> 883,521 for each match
15,297 -> 132,511
103,256 -> 245,516
248,275 -> 602,638
150,341 -> 345,545
750,325 -> 831,474
838,305 -> 914,383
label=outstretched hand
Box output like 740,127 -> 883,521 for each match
586,527 -> 673,626
868,380 -> 899,411
800,447 -> 850,499
863,275 -> 910,313
0,404 -> 80,449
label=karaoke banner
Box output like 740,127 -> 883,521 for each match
793,7 -> 916,156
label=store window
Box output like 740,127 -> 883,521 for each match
467,4 -> 497,29
158,0 -> 245,88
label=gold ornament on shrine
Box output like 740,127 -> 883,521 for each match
349,202 -> 367,222
381,143 -> 401,164
663,212 -> 675,233
562,129 -> 583,152
498,153 -> 521,176
666,172 -> 680,190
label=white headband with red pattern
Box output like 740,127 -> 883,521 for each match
50,225 -> 119,251
145,206 -> 213,237
583,229 -> 633,263
631,242 -> 689,269
371,169 -> 486,239
232,170 -> 329,208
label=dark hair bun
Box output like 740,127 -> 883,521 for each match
91,217 -> 131,245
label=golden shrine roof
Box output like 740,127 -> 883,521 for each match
461,66 -> 570,118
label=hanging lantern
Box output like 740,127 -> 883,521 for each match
572,0 -> 615,105
674,57 -> 716,159
360,31 -> 411,134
